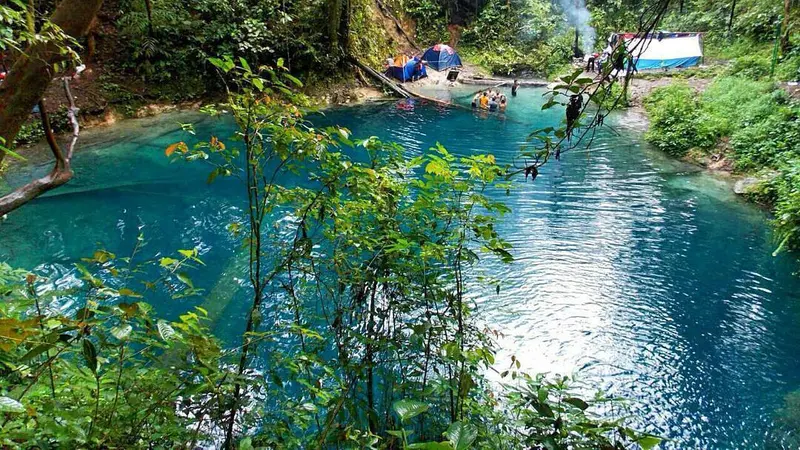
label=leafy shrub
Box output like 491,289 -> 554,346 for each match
13,107 -> 72,147
461,34 -> 572,77
730,105 -> 800,171
770,159 -> 800,253
701,76 -> 781,137
401,0 -> 448,44
643,83 -> 715,156
725,53 -> 773,79
776,55 -> 800,82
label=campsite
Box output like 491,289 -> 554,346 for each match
0,1 -> 799,449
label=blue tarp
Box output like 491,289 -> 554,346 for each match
421,44 -> 462,71
634,56 -> 701,70
387,58 -> 427,82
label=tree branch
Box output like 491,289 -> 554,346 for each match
0,77 -> 79,216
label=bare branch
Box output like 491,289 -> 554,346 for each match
0,77 -> 79,216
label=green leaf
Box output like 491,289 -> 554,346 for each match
638,435 -> 662,450
393,399 -> 429,422
251,77 -> 265,91
445,422 -> 477,450
532,401 -> 554,418
111,324 -> 132,340
238,57 -> 251,72
178,249 -> 196,258
21,343 -> 54,362
563,397 -> 589,410
176,272 -> 194,288
208,57 -> 227,72
82,339 -> 98,373
408,442 -> 453,450
0,145 -> 25,161
283,73 -> 303,87
118,288 -> 142,298
159,257 -> 178,267
157,320 -> 176,341
238,437 -> 254,450
0,396 -> 24,413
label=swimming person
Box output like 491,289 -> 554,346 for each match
499,96 -> 507,112
480,92 -> 489,109
512,80 -> 519,96
488,96 -> 498,112
472,93 -> 480,108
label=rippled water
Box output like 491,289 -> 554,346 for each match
2,87 -> 800,449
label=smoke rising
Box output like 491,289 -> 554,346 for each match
559,0 -> 596,53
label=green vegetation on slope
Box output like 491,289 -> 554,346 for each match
645,78 -> 800,251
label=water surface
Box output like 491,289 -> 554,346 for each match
2,87 -> 799,449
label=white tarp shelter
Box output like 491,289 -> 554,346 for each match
613,32 -> 703,70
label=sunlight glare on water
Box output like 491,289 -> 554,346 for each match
2,87 -> 800,449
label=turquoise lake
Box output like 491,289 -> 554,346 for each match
2,87 -> 800,449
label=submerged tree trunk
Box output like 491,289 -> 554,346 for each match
0,0 -> 103,166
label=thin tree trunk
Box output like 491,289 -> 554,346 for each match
781,0 -> 792,54
0,0 -> 103,166
143,0 -> 154,35
727,0 -> 736,34
326,0 -> 343,52
26,0 -> 35,33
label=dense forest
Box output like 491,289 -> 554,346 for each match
0,0 -> 799,448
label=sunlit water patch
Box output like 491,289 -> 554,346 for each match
2,88 -> 800,449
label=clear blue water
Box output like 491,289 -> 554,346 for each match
2,87 -> 800,449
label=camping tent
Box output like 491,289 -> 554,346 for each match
421,44 -> 462,71
386,56 -> 427,82
616,32 -> 703,70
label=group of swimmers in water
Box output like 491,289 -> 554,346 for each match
471,88 -> 508,112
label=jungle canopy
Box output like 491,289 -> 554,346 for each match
421,44 -> 463,71
618,32 -> 703,70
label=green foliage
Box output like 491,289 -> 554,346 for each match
729,104 -> 800,171
13,107 -> 72,147
113,0 -> 395,100
0,246 -> 227,448
644,74 -> 800,252
701,77 -> 780,137
401,0 -> 448,44
507,374 -> 662,449
461,36 -> 572,77
769,159 -> 800,254
643,83 -> 715,156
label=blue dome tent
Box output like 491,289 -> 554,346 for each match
421,44 -> 462,71
386,56 -> 427,82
